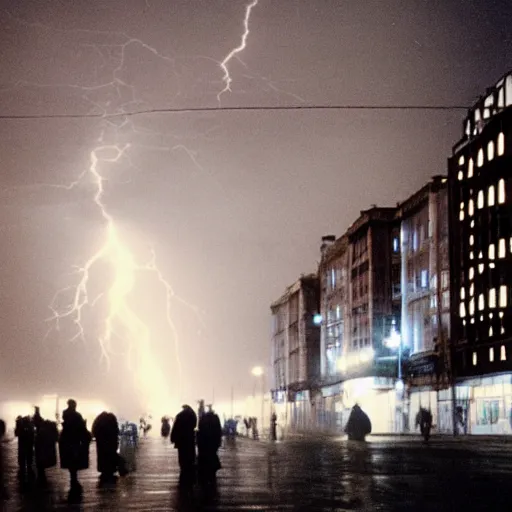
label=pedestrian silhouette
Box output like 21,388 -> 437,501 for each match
345,404 -> 372,441
197,408 -> 222,485
15,415 -> 35,480
161,416 -> 171,438
33,406 -> 58,484
59,399 -> 91,492
92,411 -> 120,483
171,404 -> 197,488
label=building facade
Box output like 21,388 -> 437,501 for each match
449,70 -> 512,434
270,275 -> 320,432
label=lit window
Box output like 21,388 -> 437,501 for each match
468,199 -> 474,216
480,315 -> 484,321
470,251 -> 474,260
392,237 -> 399,253
470,235 -> 474,246
489,326 -> 494,337
469,267 -> 474,280
460,202 -> 464,210
472,352 -> 477,366
502,327 -> 506,335
471,220 -> 475,228
468,158 -> 474,177
501,345 -> 507,361
510,238 -> 512,253
478,294 -> 485,311
489,289 -> 496,308
500,311 -> 504,319
460,287 -> 465,300
463,319 -> 467,326
499,239 -> 506,258
421,270 -> 428,288
458,171 -> 463,181
459,210 -> 465,221
490,262 -> 496,269
489,244 -> 495,259
479,251 -> 483,259
471,318 -> 475,324
490,347 -> 494,361
458,155 -> 465,166
498,179 -> 506,203
478,263 -> 484,274
477,148 -> 484,167
488,186 -> 495,206
470,283 -> 474,297
497,132 -> 505,156
499,285 -> 508,308
477,190 -> 484,209
490,312 -> 494,319
488,141 -> 495,161
469,298 -> 475,315
459,302 -> 466,318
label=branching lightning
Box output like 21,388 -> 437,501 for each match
217,0 -> 259,103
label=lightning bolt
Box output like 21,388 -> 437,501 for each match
217,0 -> 259,103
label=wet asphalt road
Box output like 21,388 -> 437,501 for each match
1,435 -> 512,511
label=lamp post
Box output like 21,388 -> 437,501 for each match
384,325 -> 404,432
251,366 -> 265,437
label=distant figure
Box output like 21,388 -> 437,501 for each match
15,415 -> 35,478
198,400 -> 206,422
223,418 -> 237,438
120,421 -> 138,473
270,412 -> 278,441
139,416 -> 152,437
244,417 -> 250,437
33,407 -> 58,483
251,417 -> 259,440
92,412 -> 120,482
345,404 -> 372,441
170,405 -> 197,487
161,417 -> 171,438
59,399 -> 91,491
0,419 -> 7,500
415,407 -> 433,441
197,409 -> 222,484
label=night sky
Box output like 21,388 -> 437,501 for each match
0,0 -> 510,414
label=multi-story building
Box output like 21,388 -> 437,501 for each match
316,207 -> 401,433
448,70 -> 512,434
398,176 -> 452,432
270,275 -> 320,432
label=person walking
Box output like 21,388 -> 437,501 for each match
92,411 -> 120,483
170,405 -> 197,488
197,408 -> 222,485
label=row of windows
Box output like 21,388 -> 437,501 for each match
459,286 -> 508,318
457,132 -> 506,181
462,237 -> 512,267
458,179 -> 506,220
472,345 -> 507,366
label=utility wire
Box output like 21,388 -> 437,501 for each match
0,104 -> 469,120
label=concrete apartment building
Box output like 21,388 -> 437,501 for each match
448,70 -> 512,434
270,275 -> 320,432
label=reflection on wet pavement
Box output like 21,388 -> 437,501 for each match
1,435 -> 512,510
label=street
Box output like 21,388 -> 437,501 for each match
2,435 -> 512,510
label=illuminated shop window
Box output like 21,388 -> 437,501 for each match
488,141 -> 495,161
477,190 -> 484,209
497,132 -> 505,156
498,179 -> 506,204
501,346 -> 507,361
478,294 -> 485,311
472,352 -> 477,366
468,199 -> 474,216
478,263 -> 484,274
499,285 -> 508,308
477,148 -> 484,167
468,158 -> 474,177
469,298 -> 475,315
489,347 -> 494,361
488,185 -> 495,206
489,244 -> 495,260
499,239 -> 506,258
459,302 -> 466,317
489,288 -> 496,309
459,155 -> 465,166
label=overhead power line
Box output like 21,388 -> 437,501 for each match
0,104 -> 469,120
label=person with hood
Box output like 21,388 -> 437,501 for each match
92,411 -> 120,482
344,404 -> 372,441
170,405 -> 197,487
197,408 -> 222,485
59,399 -> 91,491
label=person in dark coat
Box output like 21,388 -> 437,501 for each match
345,404 -> 372,441
170,405 -> 197,487
92,411 -> 120,482
15,415 -> 35,478
33,407 -> 58,483
59,399 -> 91,490
197,409 -> 222,485
161,417 -> 171,438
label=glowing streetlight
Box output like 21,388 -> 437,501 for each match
251,366 -> 264,377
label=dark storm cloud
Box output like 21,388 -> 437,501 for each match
0,0 -> 510,408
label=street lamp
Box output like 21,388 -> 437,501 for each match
383,325 -> 404,432
251,366 -> 265,438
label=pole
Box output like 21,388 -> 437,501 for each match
230,384 -> 234,419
